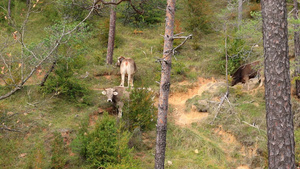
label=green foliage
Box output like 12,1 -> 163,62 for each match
218,38 -> 250,75
172,61 -> 188,76
56,0 -> 90,22
41,21 -> 92,103
41,55 -> 90,102
236,11 -> 262,43
119,0 -> 166,27
96,18 -> 124,49
295,129 -> 300,165
50,132 -> 67,169
73,112 -> 139,168
182,0 -> 213,39
123,88 -> 157,132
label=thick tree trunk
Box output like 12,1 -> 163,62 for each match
294,0 -> 300,98
106,1 -> 116,65
238,0 -> 243,29
261,0 -> 296,168
155,0 -> 175,168
8,0 -> 11,18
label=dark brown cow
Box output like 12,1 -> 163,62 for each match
231,61 -> 263,89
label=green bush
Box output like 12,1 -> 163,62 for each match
119,0 -> 166,27
122,88 -> 157,132
182,0 -> 213,39
218,38 -> 250,75
41,55 -> 90,102
73,112 -> 139,168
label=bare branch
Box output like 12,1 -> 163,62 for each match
0,0 -> 97,100
242,121 -> 266,134
0,124 -> 21,132
172,34 -> 192,55
210,91 -> 229,124
95,0 -> 144,14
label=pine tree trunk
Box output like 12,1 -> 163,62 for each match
238,0 -> 243,29
8,0 -> 11,18
261,0 -> 296,168
294,0 -> 300,98
106,1 -> 116,65
155,0 -> 176,168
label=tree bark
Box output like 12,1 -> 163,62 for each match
238,0 -> 243,29
261,0 -> 296,168
106,0 -> 116,65
40,60 -> 57,86
8,0 -> 11,18
155,0 -> 175,168
294,0 -> 300,98
26,0 -> 30,7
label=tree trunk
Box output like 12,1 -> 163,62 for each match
261,0 -> 296,168
106,0 -> 116,65
40,60 -> 56,87
238,0 -> 243,29
294,0 -> 300,98
155,0 -> 175,168
27,0 -> 30,7
8,0 -> 11,18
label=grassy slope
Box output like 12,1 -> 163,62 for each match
0,0 -> 299,169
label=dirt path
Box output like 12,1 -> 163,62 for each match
169,77 -> 254,169
169,77 -> 216,126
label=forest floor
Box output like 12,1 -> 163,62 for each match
168,77 -> 259,169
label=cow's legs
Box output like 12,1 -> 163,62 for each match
120,73 -> 125,87
128,74 -> 134,87
117,102 -> 124,118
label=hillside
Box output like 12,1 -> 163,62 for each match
0,0 -> 300,168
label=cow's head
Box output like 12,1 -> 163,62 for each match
116,56 -> 125,67
102,88 -> 118,102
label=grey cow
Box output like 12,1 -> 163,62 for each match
102,86 -> 130,118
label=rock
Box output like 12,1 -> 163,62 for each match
194,149 -> 199,154
206,82 -> 227,95
167,161 -> 172,166
193,100 -> 209,112
7,112 -> 14,116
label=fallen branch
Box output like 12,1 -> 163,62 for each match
242,121 -> 266,134
210,91 -> 229,124
95,0 -> 144,14
0,124 -> 21,132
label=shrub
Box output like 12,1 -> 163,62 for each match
119,0 -> 166,27
218,38 -> 250,75
73,112 -> 139,168
182,0 -> 213,40
41,55 -> 90,102
122,88 -> 157,132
